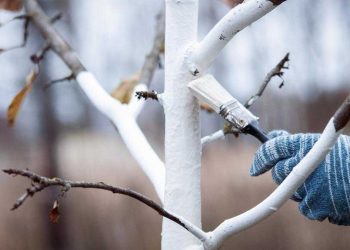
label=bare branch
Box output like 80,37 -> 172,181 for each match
0,17 -> 30,54
49,12 -> 63,24
219,53 -> 289,138
4,168 -> 162,212
23,0 -> 85,75
112,8 -> 165,108
3,168 -> 207,241
0,12 -> 61,55
0,14 -> 28,27
244,52 -> 289,108
43,73 -> 75,90
15,15 -> 29,47
333,95 -> 350,131
139,9 -> 165,87
30,42 -> 51,64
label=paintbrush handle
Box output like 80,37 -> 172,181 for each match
242,121 -> 269,143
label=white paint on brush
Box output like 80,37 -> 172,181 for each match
188,75 -> 233,113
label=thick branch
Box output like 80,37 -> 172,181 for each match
187,0 -> 285,75
23,0 -> 84,75
3,168 -> 207,242
204,94 -> 350,249
22,0 -> 165,201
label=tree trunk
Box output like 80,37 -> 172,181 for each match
162,0 -> 202,249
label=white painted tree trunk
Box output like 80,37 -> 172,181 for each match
162,0 -> 202,249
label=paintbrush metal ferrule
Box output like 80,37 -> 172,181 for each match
219,99 -> 258,130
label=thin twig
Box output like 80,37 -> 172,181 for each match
3,168 -> 200,235
139,8 -> 165,87
135,90 -> 214,115
43,73 -> 75,90
30,42 -> 50,64
0,14 -> 29,27
201,130 -> 225,147
120,8 -> 165,106
203,54 -> 290,145
244,52 -> 289,108
0,17 -> 30,54
49,12 -> 63,24
0,12 -> 62,55
201,125 -> 241,147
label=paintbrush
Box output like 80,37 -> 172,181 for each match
188,74 -> 269,143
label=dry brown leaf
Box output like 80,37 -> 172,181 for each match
111,72 -> 140,104
0,0 -> 22,11
220,0 -> 244,8
200,102 -> 214,113
49,200 -> 60,223
7,69 -> 38,127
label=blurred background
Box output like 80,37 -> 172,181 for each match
1,0 -> 350,249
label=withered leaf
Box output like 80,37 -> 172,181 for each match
200,102 -> 214,113
7,69 -> 38,127
49,200 -> 60,223
0,0 -> 22,11
111,72 -> 140,104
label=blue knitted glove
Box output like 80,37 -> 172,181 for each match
250,131 -> 350,225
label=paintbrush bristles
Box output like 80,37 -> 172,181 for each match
188,74 -> 233,113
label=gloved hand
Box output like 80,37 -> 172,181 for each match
250,130 -> 350,226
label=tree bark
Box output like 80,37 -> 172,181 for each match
162,0 -> 202,249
